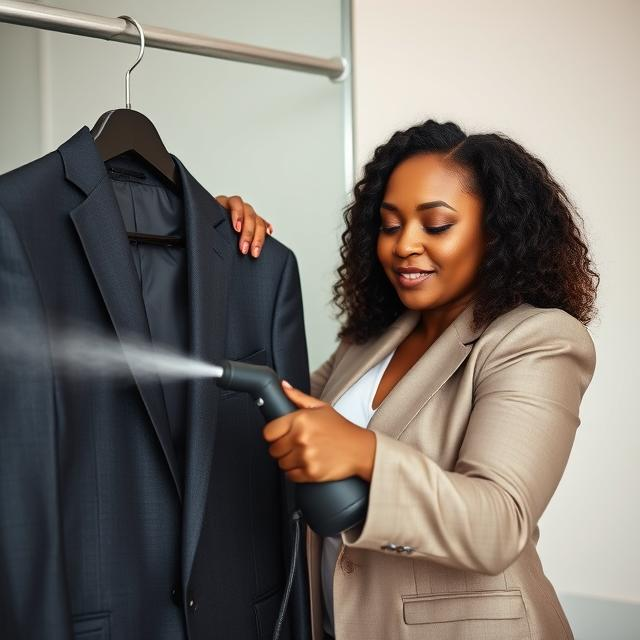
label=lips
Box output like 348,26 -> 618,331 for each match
394,267 -> 435,288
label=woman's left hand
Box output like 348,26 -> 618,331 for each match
263,381 -> 376,483
214,194 -> 273,257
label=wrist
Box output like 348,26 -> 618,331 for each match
354,429 -> 376,482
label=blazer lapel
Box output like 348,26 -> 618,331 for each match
323,303 -> 485,440
61,127 -> 182,498
321,310 -> 421,406
369,303 -> 479,440
174,156 -> 232,588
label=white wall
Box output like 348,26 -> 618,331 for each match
0,24 -> 42,170
352,0 -> 640,634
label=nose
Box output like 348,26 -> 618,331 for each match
393,221 -> 424,257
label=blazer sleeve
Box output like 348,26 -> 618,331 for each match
0,206 -> 73,637
271,249 -> 310,393
270,248 -> 312,640
341,309 -> 596,575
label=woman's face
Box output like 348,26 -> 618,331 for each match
376,153 -> 485,315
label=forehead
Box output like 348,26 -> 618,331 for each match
383,153 -> 470,203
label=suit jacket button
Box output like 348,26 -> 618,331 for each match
187,594 -> 197,612
170,586 -> 181,607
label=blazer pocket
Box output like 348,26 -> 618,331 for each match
220,348 -> 268,398
72,611 -> 111,640
253,585 -> 283,640
402,589 -> 526,625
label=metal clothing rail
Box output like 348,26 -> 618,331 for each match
0,0 -> 349,81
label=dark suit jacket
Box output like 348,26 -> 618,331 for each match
0,126 -> 311,640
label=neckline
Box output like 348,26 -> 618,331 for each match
369,348 -> 396,412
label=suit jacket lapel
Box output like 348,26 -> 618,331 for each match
61,127 -> 182,498
174,155 -> 232,588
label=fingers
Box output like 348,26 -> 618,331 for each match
238,204 -> 256,256
281,381 -> 325,409
285,468 -> 310,483
271,446 -> 301,471
215,195 -> 244,233
262,415 -> 293,443
214,194 -> 274,258
249,215 -> 269,259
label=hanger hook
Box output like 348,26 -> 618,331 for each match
117,15 -> 145,109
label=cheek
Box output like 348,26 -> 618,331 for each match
376,235 -> 392,266
437,228 -> 484,279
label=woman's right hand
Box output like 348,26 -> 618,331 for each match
215,194 -> 273,258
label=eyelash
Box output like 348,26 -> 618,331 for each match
379,224 -> 453,235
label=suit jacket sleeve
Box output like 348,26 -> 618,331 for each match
341,309 -> 596,575
270,249 -> 312,640
0,205 -> 72,637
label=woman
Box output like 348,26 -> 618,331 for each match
217,119 -> 598,640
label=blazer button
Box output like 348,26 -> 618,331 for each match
380,543 -> 397,551
170,586 -> 181,607
396,546 -> 415,554
187,593 -> 198,612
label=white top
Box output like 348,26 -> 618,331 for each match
320,347 -> 397,638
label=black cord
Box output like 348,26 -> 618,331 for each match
272,509 -> 303,640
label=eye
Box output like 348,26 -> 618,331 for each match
424,224 -> 454,235
379,225 -> 400,234
378,223 -> 455,235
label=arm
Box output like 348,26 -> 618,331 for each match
341,310 -> 596,575
0,206 -> 72,637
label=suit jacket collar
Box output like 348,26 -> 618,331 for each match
59,126 -> 231,586
321,302 -> 486,440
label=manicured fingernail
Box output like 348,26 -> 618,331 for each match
235,220 -> 241,232
242,241 -> 249,254
252,245 -> 260,257
282,380 -> 292,389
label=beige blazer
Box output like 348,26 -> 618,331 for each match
307,302 -> 596,640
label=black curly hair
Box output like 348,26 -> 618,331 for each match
332,119 -> 599,344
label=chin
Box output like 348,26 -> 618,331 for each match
395,291 -> 438,311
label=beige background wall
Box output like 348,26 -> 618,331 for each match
352,0 -> 639,636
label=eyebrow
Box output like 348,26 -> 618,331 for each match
380,200 -> 457,212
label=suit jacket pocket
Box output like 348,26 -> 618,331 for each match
253,585 -> 283,640
220,347 -> 268,398
402,590 -> 530,640
72,611 -> 111,640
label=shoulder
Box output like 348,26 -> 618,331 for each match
472,303 -> 596,388
479,303 -> 594,352
213,206 -> 295,269
0,149 -> 68,221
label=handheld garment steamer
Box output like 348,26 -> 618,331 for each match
209,359 -> 370,640
212,359 -> 370,536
